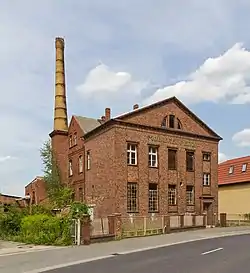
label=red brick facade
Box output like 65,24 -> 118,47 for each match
54,97 -> 221,226
25,176 -> 48,205
0,193 -> 26,208
24,96 -> 221,226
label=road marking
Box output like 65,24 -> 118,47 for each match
201,247 -> 223,255
11,233 -> 250,273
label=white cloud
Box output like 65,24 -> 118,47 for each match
218,152 -> 228,163
232,128 -> 250,147
0,156 -> 16,163
144,43 -> 250,105
1,0 -> 250,196
76,64 -> 147,99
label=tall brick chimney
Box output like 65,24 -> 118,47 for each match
49,37 -> 69,184
53,37 -> 68,131
105,108 -> 111,121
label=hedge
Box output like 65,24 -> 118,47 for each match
16,214 -> 71,245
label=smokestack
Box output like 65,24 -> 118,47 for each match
133,104 -> 139,110
53,37 -> 68,132
105,108 -> 111,121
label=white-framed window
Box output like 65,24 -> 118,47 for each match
229,166 -> 234,174
69,160 -> 73,176
203,173 -> 210,186
186,185 -> 194,205
203,152 -> 211,161
127,143 -> 137,165
168,185 -> 177,205
148,146 -> 158,167
73,133 -> 77,145
242,163 -> 247,172
87,151 -> 91,170
79,155 -> 83,173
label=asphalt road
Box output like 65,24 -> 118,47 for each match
46,234 -> 250,273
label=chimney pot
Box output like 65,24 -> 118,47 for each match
105,108 -> 111,121
133,104 -> 139,110
101,116 -> 106,121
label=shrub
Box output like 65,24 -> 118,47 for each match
19,214 -> 72,245
0,205 -> 27,238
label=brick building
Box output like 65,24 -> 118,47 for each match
218,156 -> 250,217
25,176 -> 48,205
0,193 -> 26,208
27,37 -> 222,225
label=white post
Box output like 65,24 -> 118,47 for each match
77,218 -> 81,246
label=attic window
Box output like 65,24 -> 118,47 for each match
169,115 -> 175,128
177,118 -> 182,129
161,115 -> 182,130
242,163 -> 247,172
161,117 -> 167,127
69,135 -> 72,147
229,166 -> 234,174
73,133 -> 77,145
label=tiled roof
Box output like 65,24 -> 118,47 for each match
74,116 -> 103,134
218,156 -> 250,186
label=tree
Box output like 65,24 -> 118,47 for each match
40,139 -> 73,209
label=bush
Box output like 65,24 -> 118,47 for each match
0,205 -> 27,238
18,214 -> 72,245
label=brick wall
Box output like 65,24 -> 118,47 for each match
68,117 -> 85,201
25,177 -> 48,205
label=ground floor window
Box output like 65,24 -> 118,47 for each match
127,182 -> 138,212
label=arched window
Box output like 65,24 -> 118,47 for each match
161,115 -> 182,130
161,116 -> 168,127
177,118 -> 182,129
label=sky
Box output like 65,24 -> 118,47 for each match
1,0 -> 250,196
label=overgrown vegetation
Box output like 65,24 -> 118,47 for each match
0,139 -> 89,246
40,139 -> 73,209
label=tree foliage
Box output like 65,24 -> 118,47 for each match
40,139 -> 73,209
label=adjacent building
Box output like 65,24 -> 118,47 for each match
218,156 -> 250,217
26,37 -> 222,225
0,193 -> 26,208
25,176 -> 48,205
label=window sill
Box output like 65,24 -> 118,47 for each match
127,164 -> 138,167
127,211 -> 139,214
69,144 -> 77,149
203,184 -> 211,187
168,168 -> 177,171
186,170 -> 195,172
149,166 -> 158,169
148,211 -> 159,213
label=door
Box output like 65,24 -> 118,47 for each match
203,202 -> 213,226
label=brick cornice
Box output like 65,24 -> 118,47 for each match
49,130 -> 68,138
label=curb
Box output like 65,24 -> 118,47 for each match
25,230 -> 250,273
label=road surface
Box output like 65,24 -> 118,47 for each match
46,234 -> 250,273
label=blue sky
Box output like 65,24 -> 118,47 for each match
1,0 -> 250,196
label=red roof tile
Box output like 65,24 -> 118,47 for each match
218,156 -> 250,185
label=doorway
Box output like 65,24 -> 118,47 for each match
203,202 -> 213,226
